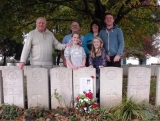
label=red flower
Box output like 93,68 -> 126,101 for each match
76,97 -> 80,101
85,92 -> 93,99
81,106 -> 86,110
91,76 -> 94,79
92,103 -> 99,108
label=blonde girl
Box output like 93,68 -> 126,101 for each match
89,37 -> 107,72
89,37 -> 107,102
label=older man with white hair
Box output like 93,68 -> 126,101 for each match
19,17 -> 69,69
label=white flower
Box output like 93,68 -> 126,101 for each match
84,107 -> 87,110
84,98 -> 89,102
79,99 -> 83,102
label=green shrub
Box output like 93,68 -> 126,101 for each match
0,104 -> 23,120
110,99 -> 155,120
25,106 -> 46,120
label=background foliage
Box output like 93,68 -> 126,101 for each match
0,0 -> 160,60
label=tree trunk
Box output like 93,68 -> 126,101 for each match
139,58 -> 144,65
3,56 -> 6,66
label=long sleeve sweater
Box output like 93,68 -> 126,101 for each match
64,45 -> 86,68
20,28 -> 65,66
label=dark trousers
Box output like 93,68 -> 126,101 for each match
85,54 -> 90,67
107,55 -> 121,67
96,73 -> 100,103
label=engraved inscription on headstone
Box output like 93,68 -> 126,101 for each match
32,88 -> 43,104
5,88 -> 19,105
50,67 -> 72,109
3,69 -> 24,108
27,68 -> 49,109
56,71 -> 65,82
100,67 -> 122,108
32,71 -> 42,81
106,70 -> 116,80
106,89 -> 119,107
127,67 -> 151,103
8,71 -> 17,80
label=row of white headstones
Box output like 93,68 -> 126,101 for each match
0,66 -> 159,109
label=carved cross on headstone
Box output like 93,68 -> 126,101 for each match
130,72 -> 148,100
106,89 -> 118,107
8,88 -> 19,104
32,88 -> 43,104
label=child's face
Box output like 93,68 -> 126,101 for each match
72,34 -> 80,44
93,39 -> 101,49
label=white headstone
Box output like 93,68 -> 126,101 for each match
127,67 -> 151,103
50,67 -> 72,109
100,67 -> 123,108
3,69 -> 25,108
0,66 -> 3,70
155,65 -> 160,77
148,65 -> 156,77
155,68 -> 160,106
73,67 -> 96,100
0,71 -> 2,105
24,66 -> 32,76
27,68 -> 49,109
1,66 -> 7,76
2,66 -> 11,69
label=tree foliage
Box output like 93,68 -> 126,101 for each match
123,37 -> 160,60
0,37 -> 23,65
0,0 -> 160,58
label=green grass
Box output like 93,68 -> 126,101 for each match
149,77 -> 157,105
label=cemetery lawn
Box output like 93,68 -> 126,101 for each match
0,77 -> 160,121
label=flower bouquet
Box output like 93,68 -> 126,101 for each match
75,90 -> 99,113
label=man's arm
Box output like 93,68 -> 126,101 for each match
114,28 -> 124,62
61,50 -> 67,67
61,36 -> 67,67
19,32 -> 32,69
117,28 -> 124,56
52,34 -> 65,50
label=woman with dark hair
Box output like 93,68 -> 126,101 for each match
82,20 -> 101,67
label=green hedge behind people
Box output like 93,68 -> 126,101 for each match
82,20 -> 101,67
99,13 -> 124,67
19,17 -> 69,69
